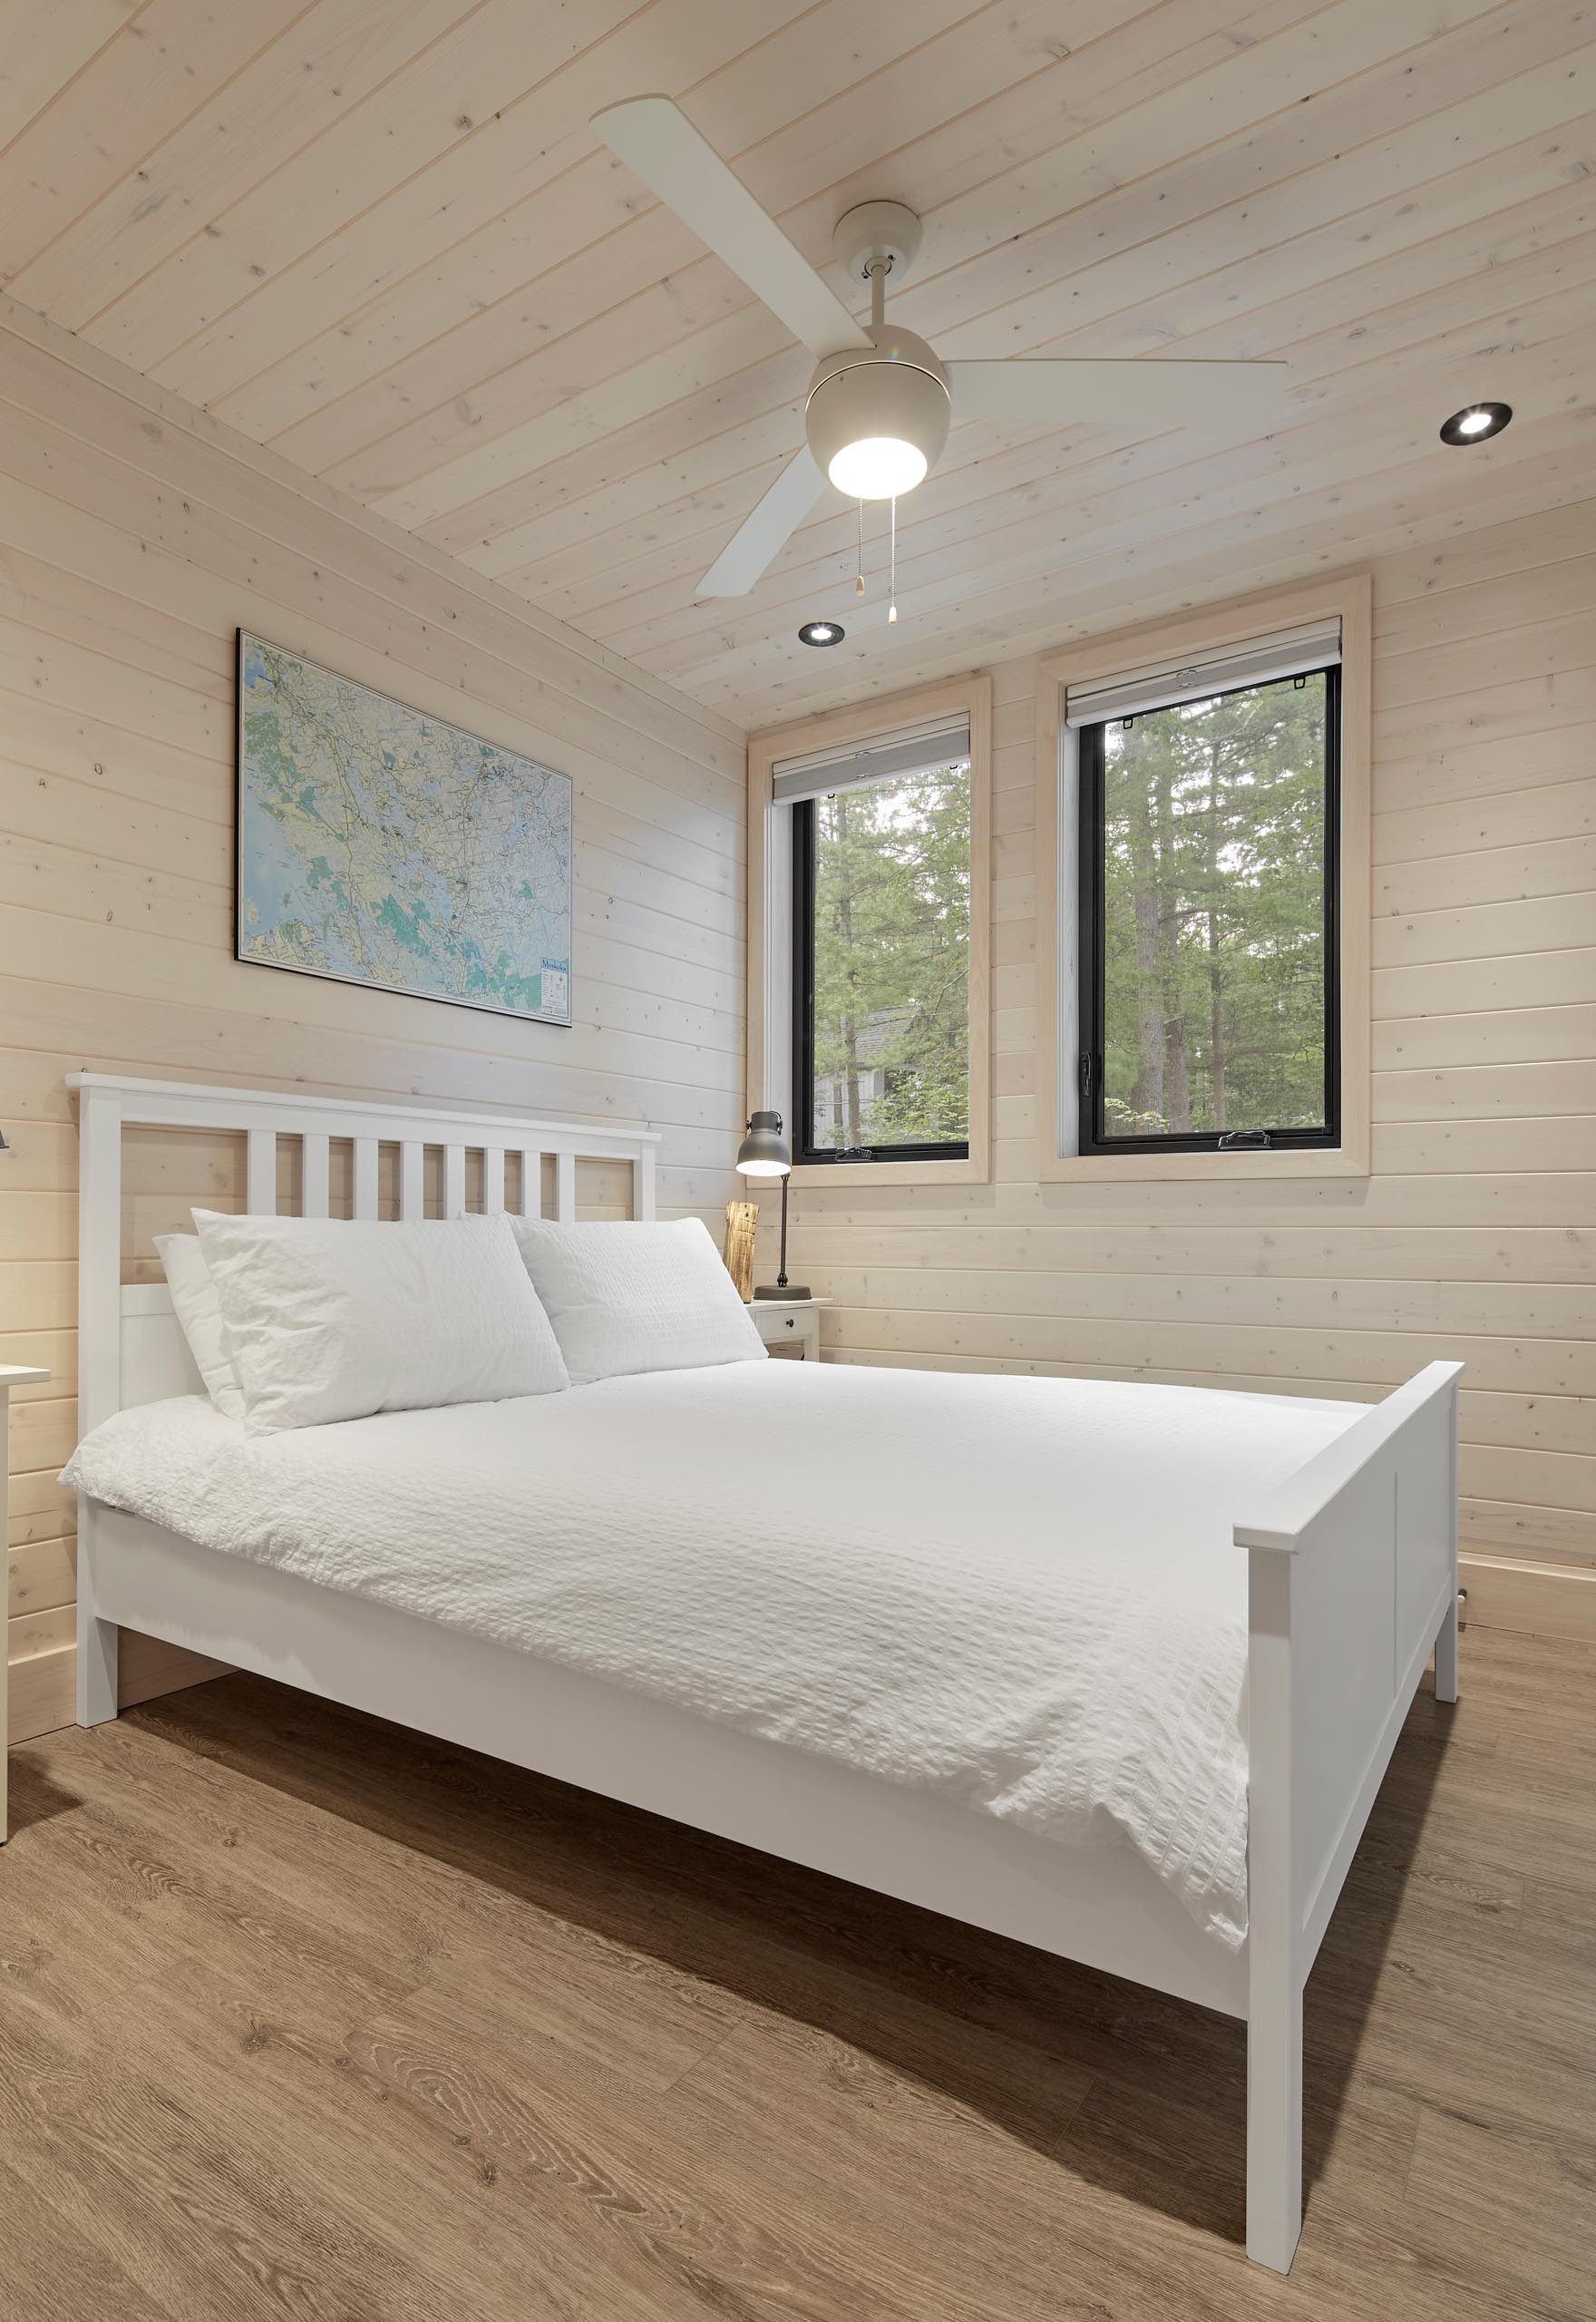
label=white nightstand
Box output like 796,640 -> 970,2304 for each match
746,1298 -> 828,1361
2,1363 -> 51,1845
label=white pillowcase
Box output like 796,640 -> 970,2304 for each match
509,1215 -> 766,1386
155,1233 -> 248,1420
192,1209 -> 569,1434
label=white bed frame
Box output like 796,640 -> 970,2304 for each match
69,1072 -> 1461,2274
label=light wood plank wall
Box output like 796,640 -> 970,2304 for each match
1,300 -> 747,1743
780,502 -> 1595,1638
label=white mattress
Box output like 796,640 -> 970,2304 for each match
63,1361 -> 1363,1948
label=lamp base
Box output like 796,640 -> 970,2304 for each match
753,1283 -> 812,1302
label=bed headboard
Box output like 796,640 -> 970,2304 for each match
68,1074 -> 661,1432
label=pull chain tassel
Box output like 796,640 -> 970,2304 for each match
887,495 -> 898,624
855,498 -> 865,595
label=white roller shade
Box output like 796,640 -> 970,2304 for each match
772,715 -> 970,805
1064,620 -> 1340,730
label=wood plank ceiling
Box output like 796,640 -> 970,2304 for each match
4,0 -> 1594,730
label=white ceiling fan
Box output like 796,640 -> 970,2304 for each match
590,95 -> 1289,600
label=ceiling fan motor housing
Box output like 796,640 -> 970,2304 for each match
805,325 -> 951,498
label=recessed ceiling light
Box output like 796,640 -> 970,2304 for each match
798,620 -> 845,647
1440,402 -> 1512,445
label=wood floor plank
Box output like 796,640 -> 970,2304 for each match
1401,2104 -> 1596,2317
114,1951 -> 865,2322
0,1628 -> 1588,2319
0,2149 -> 173,2322
33,1708 -> 746,2094
0,1981 -> 455,2322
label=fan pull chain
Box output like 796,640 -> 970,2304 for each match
887,495 -> 898,624
855,498 -> 865,595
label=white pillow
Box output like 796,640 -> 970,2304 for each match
509,1216 -> 766,1386
155,1233 -> 247,1420
192,1209 -> 569,1434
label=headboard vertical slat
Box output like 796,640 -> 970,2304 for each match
399,1142 -> 424,1220
554,1150 -> 577,1224
352,1138 -> 379,1220
443,1145 -> 467,1219
482,1148 -> 505,1215
637,1147 -> 657,1222
245,1128 -> 276,1215
518,1150 -> 542,1218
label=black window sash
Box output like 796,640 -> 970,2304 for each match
1075,666 -> 1342,1156
791,794 -> 970,1166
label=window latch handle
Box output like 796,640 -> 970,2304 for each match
1217,1128 -> 1272,1150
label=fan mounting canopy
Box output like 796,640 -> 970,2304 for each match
832,199 -> 923,287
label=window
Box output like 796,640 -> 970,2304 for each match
792,746 -> 972,1165
750,678 -> 989,1185
1074,637 -> 1342,1158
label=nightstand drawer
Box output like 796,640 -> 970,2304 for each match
745,1300 -> 824,1361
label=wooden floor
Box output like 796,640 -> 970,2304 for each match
2,1629 -> 1592,2321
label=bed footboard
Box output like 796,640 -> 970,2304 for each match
1236,1360 -> 1462,2271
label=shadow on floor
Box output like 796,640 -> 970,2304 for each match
101,1662 -> 1454,2252
5,1759 -> 88,1839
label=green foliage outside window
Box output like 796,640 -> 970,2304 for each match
1097,672 -> 1331,1139
808,763 -> 971,1152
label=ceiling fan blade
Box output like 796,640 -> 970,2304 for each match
698,447 -> 826,597
947,358 -> 1289,430
591,96 -> 871,362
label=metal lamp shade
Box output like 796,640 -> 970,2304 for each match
735,1110 -> 791,1177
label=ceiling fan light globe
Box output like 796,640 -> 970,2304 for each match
805,327 -> 949,502
827,436 -> 927,499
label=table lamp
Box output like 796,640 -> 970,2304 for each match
735,1111 -> 808,1300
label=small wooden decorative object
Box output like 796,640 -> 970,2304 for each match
723,1199 -> 758,1300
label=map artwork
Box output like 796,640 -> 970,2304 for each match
236,632 -> 573,1024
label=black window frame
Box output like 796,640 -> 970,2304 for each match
791,789 -> 971,1167
1075,663 -> 1342,1158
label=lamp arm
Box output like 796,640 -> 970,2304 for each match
778,1176 -> 789,1290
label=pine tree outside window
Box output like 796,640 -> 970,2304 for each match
793,753 -> 972,1164
1075,660 -> 1342,1158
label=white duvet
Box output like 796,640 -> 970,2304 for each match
63,1361 -> 1364,1947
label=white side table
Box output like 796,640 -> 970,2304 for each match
746,1298 -> 828,1361
2,1364 -> 51,1845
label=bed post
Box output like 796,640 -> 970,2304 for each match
1434,1380 -> 1461,1704
1244,1542 -> 1302,2273
1236,1360 -> 1464,2270
72,1077 -> 122,1725
1434,1595 -> 1460,1704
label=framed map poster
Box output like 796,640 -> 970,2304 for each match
235,631 -> 573,1025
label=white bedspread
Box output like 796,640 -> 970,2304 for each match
63,1361 -> 1364,1947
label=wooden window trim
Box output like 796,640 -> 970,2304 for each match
748,673 -> 992,1189
1034,574 -> 1372,1185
